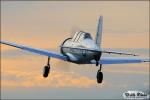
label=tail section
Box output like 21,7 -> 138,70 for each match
95,16 -> 103,48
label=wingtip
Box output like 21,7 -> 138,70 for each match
142,58 -> 150,62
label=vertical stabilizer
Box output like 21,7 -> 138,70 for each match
95,16 -> 103,48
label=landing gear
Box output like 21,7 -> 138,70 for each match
96,61 -> 99,66
97,64 -> 103,83
94,52 -> 102,66
43,57 -> 50,78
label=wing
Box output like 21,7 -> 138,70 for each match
1,40 -> 67,61
91,57 -> 149,64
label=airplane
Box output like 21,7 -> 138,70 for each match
1,16 -> 149,84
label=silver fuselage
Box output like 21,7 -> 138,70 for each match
60,33 -> 102,64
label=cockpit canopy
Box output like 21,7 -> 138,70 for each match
72,31 -> 92,42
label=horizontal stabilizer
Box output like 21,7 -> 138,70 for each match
91,57 -> 149,65
102,50 -> 138,56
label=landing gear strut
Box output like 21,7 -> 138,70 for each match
96,61 -> 99,66
43,57 -> 50,78
97,64 -> 103,83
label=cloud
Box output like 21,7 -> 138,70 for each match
103,63 -> 149,75
105,69 -> 149,75
1,70 -> 102,88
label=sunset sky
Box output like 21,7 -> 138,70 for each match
1,1 -> 149,99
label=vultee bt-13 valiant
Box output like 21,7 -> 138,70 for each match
1,16 -> 149,84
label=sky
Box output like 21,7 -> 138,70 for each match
1,1 -> 149,99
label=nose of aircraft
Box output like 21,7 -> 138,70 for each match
82,39 -> 100,50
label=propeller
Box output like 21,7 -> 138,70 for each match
70,26 -> 83,37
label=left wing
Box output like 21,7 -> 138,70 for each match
0,40 -> 67,61
91,57 -> 149,64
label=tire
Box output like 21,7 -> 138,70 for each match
97,71 -> 103,83
43,66 -> 50,78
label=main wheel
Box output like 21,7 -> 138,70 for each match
43,66 -> 50,78
97,70 -> 103,83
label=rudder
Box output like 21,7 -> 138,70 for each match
95,16 -> 103,48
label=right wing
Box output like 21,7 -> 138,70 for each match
1,40 -> 67,61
